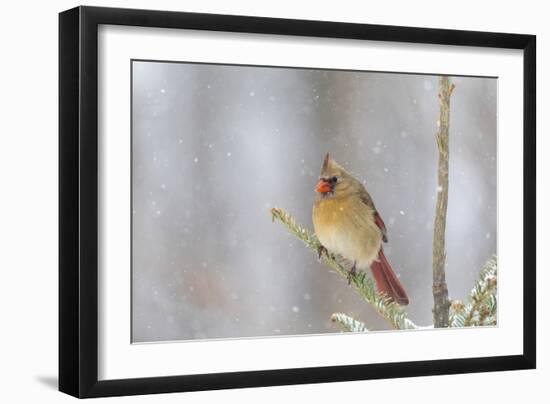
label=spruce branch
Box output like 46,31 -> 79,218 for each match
463,255 -> 498,326
271,207 -> 417,330
449,299 -> 466,327
449,255 -> 498,327
432,76 -> 454,327
331,313 -> 369,332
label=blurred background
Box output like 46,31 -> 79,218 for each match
131,60 -> 496,343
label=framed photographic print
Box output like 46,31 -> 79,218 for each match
59,5 -> 536,398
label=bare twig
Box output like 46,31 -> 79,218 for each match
432,76 -> 454,327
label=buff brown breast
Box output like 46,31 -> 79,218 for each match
312,153 -> 409,305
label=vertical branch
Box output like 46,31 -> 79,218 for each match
432,76 -> 454,327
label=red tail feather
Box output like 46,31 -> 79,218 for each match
370,249 -> 409,305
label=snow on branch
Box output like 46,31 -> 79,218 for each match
331,313 -> 369,332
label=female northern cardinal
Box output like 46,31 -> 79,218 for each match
312,153 -> 409,305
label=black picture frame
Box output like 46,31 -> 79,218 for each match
59,5 -> 536,398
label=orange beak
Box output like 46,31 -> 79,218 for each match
315,179 -> 332,194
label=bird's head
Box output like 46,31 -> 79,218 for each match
315,153 -> 359,198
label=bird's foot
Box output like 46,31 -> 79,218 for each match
347,262 -> 357,285
317,244 -> 328,260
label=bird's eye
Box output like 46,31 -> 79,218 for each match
331,176 -> 338,184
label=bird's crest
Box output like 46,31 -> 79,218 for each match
322,152 -> 330,172
320,152 -> 346,177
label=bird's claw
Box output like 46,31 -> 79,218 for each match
347,262 -> 357,286
317,245 -> 328,259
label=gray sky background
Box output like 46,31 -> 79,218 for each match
131,61 -> 496,343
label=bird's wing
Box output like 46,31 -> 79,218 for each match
373,212 -> 388,243
360,190 -> 388,243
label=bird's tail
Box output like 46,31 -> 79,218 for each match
370,248 -> 409,305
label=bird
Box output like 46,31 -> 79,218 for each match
312,153 -> 409,305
